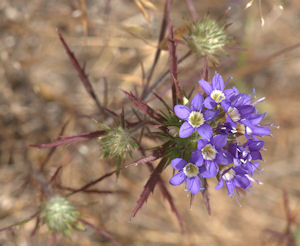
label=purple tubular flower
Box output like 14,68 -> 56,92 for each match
223,88 -> 271,139
216,122 -> 237,135
243,161 -> 260,177
225,92 -> 255,126
228,139 -> 264,176
241,113 -> 271,139
169,155 -> 204,194
215,166 -> 252,198
174,93 -> 217,139
198,73 -> 232,110
230,140 -> 264,164
194,134 -> 233,178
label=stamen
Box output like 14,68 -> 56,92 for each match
211,90 -> 225,103
252,97 -> 266,106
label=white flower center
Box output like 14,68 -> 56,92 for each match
188,111 -> 204,128
183,163 -> 199,178
211,90 -> 225,103
223,169 -> 236,181
201,144 -> 217,160
228,107 -> 241,122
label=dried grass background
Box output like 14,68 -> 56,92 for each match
1,0 -> 300,245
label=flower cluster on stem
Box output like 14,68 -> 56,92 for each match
169,73 -> 271,198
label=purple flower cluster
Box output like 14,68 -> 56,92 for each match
169,73 -> 271,198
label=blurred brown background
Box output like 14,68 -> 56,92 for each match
0,0 -> 300,245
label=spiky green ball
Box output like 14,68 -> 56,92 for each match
99,126 -> 137,159
42,196 -> 80,235
186,17 -> 228,56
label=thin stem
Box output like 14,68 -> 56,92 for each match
79,219 -> 121,246
142,51 -> 192,101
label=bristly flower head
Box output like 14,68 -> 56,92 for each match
42,196 -> 82,236
99,125 -> 137,159
185,17 -> 228,56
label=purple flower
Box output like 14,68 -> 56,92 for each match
216,122 -> 237,135
242,161 -> 260,177
229,140 -> 264,175
225,93 -> 255,125
215,166 -> 252,198
224,89 -> 271,139
169,72 -> 271,201
229,140 -> 264,165
240,113 -> 271,139
198,73 -> 232,110
194,134 -> 233,178
169,155 -> 204,194
174,93 -> 217,139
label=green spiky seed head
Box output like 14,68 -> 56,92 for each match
186,17 -> 228,56
99,126 -> 137,159
42,196 -> 82,236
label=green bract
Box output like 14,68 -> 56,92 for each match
99,126 -> 137,159
42,196 -> 82,236
186,17 -> 228,56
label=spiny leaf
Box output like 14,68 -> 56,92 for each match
30,130 -> 106,149
146,162 -> 184,232
125,148 -> 163,168
57,30 -> 103,113
40,119 -> 70,171
131,159 -> 166,219
142,0 -> 172,97
67,170 -> 116,196
168,20 -> 183,106
0,211 -> 40,232
58,184 -> 119,195
141,51 -> 191,100
79,219 -> 121,246
30,216 -> 40,239
122,90 -> 166,123
153,92 -> 171,112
